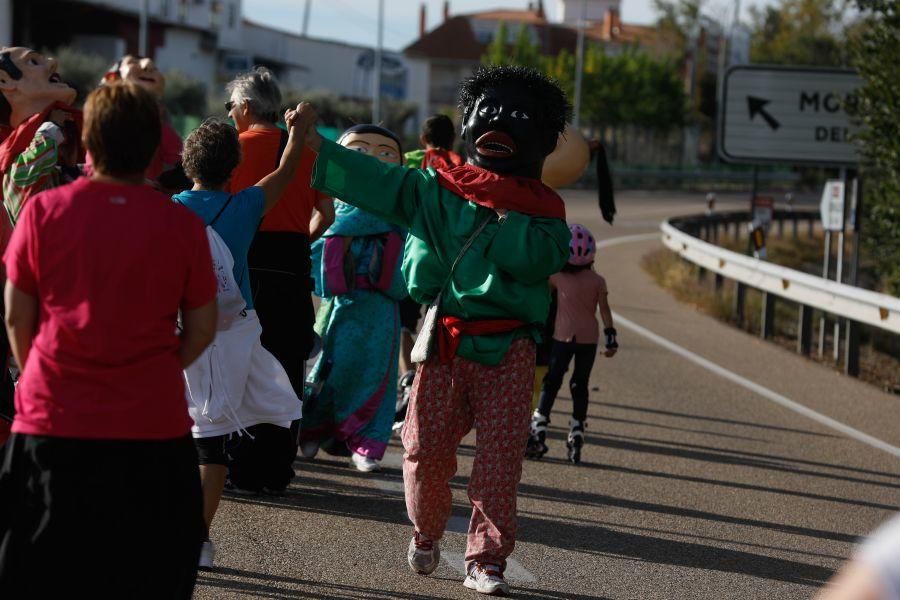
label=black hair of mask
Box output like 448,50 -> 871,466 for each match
458,65 -> 571,139
338,124 -> 403,156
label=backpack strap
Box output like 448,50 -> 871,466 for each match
175,195 -> 234,228
208,195 -> 234,227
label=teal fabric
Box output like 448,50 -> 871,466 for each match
303,201 -> 406,459
173,187 -> 264,308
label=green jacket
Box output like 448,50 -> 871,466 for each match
312,138 -> 571,365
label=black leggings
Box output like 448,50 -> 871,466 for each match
537,340 -> 597,422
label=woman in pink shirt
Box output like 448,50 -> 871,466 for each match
0,84 -> 217,597
526,223 -> 618,464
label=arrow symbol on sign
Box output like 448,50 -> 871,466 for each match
747,96 -> 781,131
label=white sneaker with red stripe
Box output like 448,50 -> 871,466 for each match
407,531 -> 440,575
463,562 -> 509,596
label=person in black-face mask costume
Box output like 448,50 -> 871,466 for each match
293,65 -> 573,597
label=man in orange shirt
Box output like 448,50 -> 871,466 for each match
226,68 -> 334,396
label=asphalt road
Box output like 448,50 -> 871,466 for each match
194,190 -> 899,600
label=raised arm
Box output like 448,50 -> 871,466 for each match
297,104 -> 426,229
5,120 -> 64,225
254,106 -> 316,214
483,212 -> 571,285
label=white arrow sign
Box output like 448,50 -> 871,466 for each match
720,66 -> 862,165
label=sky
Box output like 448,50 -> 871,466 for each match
242,0 -> 774,51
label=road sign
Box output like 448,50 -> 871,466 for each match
751,195 -> 774,229
820,180 -> 845,231
720,66 -> 862,165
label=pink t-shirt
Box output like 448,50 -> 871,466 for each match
3,177 -> 217,440
550,269 -> 608,344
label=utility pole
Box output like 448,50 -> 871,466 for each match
302,0 -> 312,37
139,0 -> 149,56
372,0 -> 384,123
572,0 -> 586,128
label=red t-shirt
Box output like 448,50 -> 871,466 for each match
228,128 -> 323,234
3,178 -> 217,440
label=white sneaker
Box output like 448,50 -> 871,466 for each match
198,539 -> 216,570
463,563 -> 509,596
351,452 -> 381,472
407,531 -> 440,575
300,440 -> 320,459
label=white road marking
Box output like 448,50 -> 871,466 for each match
613,312 -> 900,460
596,232 -> 661,248
380,452 -> 404,469
441,551 -> 537,583
446,515 -> 470,533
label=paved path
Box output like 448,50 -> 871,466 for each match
195,191 -> 899,599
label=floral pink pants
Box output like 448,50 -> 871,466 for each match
402,338 -> 535,570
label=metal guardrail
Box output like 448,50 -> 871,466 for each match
660,210 -> 900,376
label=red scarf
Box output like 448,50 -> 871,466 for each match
435,163 -> 566,220
423,148 -> 464,171
0,102 -> 83,174
438,316 -> 525,363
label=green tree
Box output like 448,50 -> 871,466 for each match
50,46 -> 108,105
849,0 -> 900,294
749,0 -> 847,66
483,22 -> 543,69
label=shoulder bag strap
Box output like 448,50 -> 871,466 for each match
440,213 -> 493,294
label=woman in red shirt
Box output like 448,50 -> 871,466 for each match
0,84 -> 217,597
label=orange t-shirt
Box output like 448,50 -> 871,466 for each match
228,128 -> 323,234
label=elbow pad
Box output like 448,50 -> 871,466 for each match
604,327 -> 618,350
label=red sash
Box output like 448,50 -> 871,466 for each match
435,163 -> 565,220
438,316 -> 526,363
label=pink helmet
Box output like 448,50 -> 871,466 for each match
567,223 -> 596,266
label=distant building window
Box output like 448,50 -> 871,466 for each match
178,0 -> 188,21
228,3 -> 237,28
210,0 -> 222,28
160,0 -> 170,17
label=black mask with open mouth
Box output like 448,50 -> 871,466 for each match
459,67 -> 570,180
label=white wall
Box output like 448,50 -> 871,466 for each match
556,0 -> 621,24
154,28 -> 217,91
242,22 -> 412,102
405,57 -> 431,130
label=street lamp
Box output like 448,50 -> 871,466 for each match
373,0 -> 384,123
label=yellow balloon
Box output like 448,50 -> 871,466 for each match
541,125 -> 590,189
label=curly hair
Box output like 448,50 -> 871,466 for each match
458,65 -> 572,138
182,118 -> 241,189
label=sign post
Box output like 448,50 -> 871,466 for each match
719,65 -> 863,371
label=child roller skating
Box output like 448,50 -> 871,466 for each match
527,223 -> 618,464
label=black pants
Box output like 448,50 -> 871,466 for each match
0,434 -> 203,598
537,340 -> 598,422
248,231 -> 314,397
